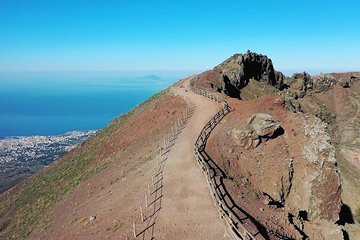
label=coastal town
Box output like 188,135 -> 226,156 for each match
0,130 -> 96,193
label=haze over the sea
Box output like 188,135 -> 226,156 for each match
0,71 -> 186,138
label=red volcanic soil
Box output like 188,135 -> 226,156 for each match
207,95 -> 304,239
26,90 -> 188,240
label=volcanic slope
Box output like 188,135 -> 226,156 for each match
0,79 -> 233,240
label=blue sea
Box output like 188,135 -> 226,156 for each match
0,72 -> 184,138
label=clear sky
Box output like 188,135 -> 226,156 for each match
0,0 -> 359,74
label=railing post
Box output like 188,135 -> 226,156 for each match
140,205 -> 144,222
133,222 -> 137,237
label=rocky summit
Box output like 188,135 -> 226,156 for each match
192,51 -> 284,98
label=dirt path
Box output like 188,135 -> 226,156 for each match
153,80 -> 231,239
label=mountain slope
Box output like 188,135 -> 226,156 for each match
0,88 -> 187,239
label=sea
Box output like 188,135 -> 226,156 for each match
0,71 -> 186,192
0,71 -> 184,138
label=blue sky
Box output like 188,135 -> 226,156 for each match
0,0 -> 359,74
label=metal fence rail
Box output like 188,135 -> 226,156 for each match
190,85 -> 258,240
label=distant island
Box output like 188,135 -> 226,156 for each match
138,74 -> 163,81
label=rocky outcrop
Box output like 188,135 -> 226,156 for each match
313,74 -> 337,93
192,51 -> 285,98
304,220 -> 344,240
284,97 -> 302,113
281,72 -> 314,113
339,75 -> 357,88
231,113 -> 281,150
286,115 -> 342,223
284,72 -> 313,98
216,52 -> 285,97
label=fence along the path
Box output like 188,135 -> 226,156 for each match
132,93 -> 196,239
190,85 -> 257,240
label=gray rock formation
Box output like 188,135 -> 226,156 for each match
232,113 -> 281,150
282,72 -> 313,113
313,74 -> 337,93
214,51 -> 284,98
287,115 -> 342,223
284,72 -> 313,98
248,113 -> 281,137
339,75 -> 357,88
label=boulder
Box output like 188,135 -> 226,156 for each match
248,113 -> 281,138
232,113 -> 281,149
232,127 -> 260,150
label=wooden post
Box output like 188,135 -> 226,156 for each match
140,205 -> 144,222
145,191 -> 148,207
133,222 -> 137,237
